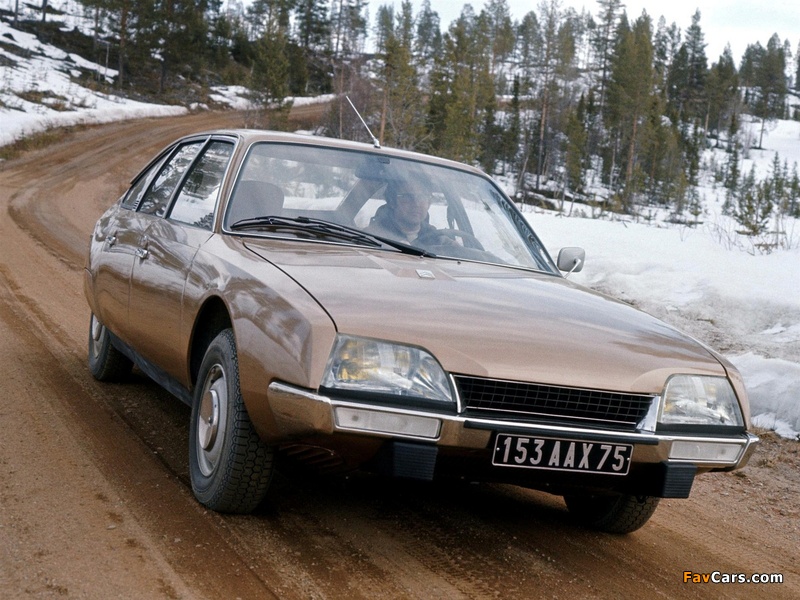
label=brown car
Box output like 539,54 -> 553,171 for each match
84,130 -> 758,533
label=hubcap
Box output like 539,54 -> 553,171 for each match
90,315 -> 104,359
196,364 -> 227,477
198,388 -> 220,450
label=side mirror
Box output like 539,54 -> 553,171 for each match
556,247 -> 585,276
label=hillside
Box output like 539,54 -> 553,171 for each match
1,11 -> 799,440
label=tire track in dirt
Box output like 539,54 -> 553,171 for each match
0,268 -> 278,599
1,107 -> 798,599
0,112 -> 286,599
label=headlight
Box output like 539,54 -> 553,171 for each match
659,375 -> 744,427
321,335 -> 453,404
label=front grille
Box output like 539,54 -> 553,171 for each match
455,375 -> 654,430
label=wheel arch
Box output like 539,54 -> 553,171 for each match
189,296 -> 233,388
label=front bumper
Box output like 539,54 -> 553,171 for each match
267,382 -> 759,494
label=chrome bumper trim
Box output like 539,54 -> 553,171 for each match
267,382 -> 759,469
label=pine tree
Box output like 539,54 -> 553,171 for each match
295,0 -> 330,52
206,0 -> 234,73
157,0 -> 210,94
752,34 -> 789,147
705,46 -> 739,146
512,11 -> 542,195
482,0 -> 516,94
652,17 -> 680,93
533,0 -> 579,190
666,44 -> 690,121
101,0 -> 136,88
722,143 -> 740,214
329,0 -> 368,139
652,17 -> 668,90
377,1 -> 425,149
685,121 -> 702,187
606,13 -> 655,211
795,40 -> 800,91
414,0 -> 441,88
425,5 -> 495,164
563,100 -> 588,198
332,0 -> 367,59
788,164 -> 800,217
683,10 -> 708,122
735,165 -> 772,236
641,93 -> 683,208
739,43 -> 763,90
770,153 -> 786,205
248,0 -> 293,38
375,5 -> 394,51
502,76 -> 522,175
516,11 -> 541,93
591,0 -> 623,115
249,31 -> 290,128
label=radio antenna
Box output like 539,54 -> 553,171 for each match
346,96 -> 380,149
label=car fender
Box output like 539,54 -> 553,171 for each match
183,235 -> 338,442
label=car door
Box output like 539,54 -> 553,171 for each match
128,139 -> 234,384
89,151 -> 172,340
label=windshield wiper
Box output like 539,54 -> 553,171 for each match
230,216 -> 435,257
367,233 -> 436,257
231,215 -> 379,246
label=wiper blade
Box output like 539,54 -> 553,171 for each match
230,216 -> 435,257
367,233 -> 436,257
231,215 -> 377,244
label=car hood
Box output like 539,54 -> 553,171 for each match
245,242 -> 725,394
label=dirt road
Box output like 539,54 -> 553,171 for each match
0,109 -> 798,599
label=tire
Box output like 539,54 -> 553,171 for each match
189,328 -> 274,513
88,313 -> 133,382
564,493 -> 660,534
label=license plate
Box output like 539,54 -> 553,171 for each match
492,434 -> 632,476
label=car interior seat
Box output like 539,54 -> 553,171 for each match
227,180 -> 285,225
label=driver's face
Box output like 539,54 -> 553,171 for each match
392,185 -> 431,230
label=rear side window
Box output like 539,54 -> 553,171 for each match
138,142 -> 204,217
169,141 -> 234,229
121,154 -> 169,210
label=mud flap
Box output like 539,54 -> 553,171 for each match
657,462 -> 697,498
374,441 -> 438,481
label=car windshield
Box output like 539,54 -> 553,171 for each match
225,142 -> 557,273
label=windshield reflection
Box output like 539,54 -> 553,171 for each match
224,142 -> 557,273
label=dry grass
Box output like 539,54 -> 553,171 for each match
0,128 -> 72,162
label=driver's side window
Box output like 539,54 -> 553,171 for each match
138,142 -> 204,217
169,141 -> 233,229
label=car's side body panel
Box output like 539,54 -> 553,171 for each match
85,205 -> 138,339
128,217 -> 213,382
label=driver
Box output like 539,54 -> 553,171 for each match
367,180 -> 454,247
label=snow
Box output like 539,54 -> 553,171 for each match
1,17 -> 798,440
0,20 -> 188,146
529,209 -> 800,439
0,19 -> 333,146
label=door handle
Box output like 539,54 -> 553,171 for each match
136,234 -> 149,259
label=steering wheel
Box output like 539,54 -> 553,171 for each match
438,228 -> 485,250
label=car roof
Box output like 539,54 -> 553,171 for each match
191,129 -> 487,177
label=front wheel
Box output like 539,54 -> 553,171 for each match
564,493 -> 659,534
189,329 -> 274,513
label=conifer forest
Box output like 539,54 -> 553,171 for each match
13,0 -> 800,228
